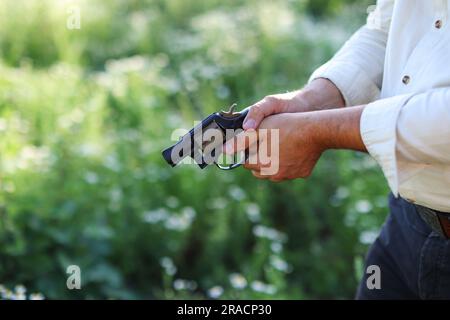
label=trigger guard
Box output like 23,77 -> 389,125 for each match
215,160 -> 244,170
214,151 -> 248,170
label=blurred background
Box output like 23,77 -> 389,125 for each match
0,0 -> 388,299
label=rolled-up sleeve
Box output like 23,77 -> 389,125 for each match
360,94 -> 413,195
360,88 -> 450,196
309,0 -> 394,106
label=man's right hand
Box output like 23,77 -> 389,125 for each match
243,78 -> 346,130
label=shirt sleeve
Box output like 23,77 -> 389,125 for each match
309,0 -> 395,106
360,88 -> 450,196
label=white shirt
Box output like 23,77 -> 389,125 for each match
310,0 -> 450,212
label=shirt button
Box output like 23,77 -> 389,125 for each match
435,20 -> 443,29
402,75 -> 410,85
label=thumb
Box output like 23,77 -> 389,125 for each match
242,97 -> 278,130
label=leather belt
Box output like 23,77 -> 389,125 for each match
413,203 -> 450,239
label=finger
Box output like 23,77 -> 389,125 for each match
243,145 -> 261,170
251,170 -> 268,179
243,97 -> 278,130
243,162 -> 260,171
223,129 -> 258,155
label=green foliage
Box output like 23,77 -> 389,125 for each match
304,0 -> 374,18
0,0 -> 387,299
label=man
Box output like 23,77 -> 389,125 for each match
224,0 -> 450,299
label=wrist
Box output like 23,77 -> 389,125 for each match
305,105 -> 367,152
296,78 -> 346,112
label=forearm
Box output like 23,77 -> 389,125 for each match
305,105 -> 367,153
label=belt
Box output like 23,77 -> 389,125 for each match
413,202 -> 450,239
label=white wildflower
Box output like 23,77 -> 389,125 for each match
84,171 -> 99,184
246,203 -> 261,222
29,293 -> 45,300
229,186 -> 246,201
253,225 -> 286,242
359,230 -> 379,245
270,256 -> 290,273
173,279 -> 197,291
251,281 -> 276,295
229,273 -> 247,289
143,208 -> 169,224
355,200 -> 373,214
270,242 -> 283,253
166,196 -> 179,209
207,286 -> 224,299
160,257 -> 177,276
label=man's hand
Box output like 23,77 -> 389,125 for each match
224,106 -> 367,181
245,113 -> 324,181
242,78 -> 346,130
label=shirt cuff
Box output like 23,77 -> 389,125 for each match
360,94 -> 413,196
309,61 -> 381,107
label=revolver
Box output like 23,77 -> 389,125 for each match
162,104 -> 248,170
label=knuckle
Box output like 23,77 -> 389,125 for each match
271,173 -> 282,180
249,104 -> 262,116
301,169 -> 312,178
244,163 -> 257,170
252,172 -> 265,180
277,169 -> 287,177
249,95 -> 280,119
264,95 -> 280,105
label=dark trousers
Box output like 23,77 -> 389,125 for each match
356,194 -> 450,299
